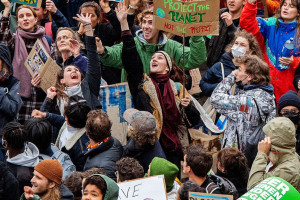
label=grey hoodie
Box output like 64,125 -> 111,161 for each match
6,142 -> 39,167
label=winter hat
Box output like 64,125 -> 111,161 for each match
155,51 -> 172,71
35,160 -> 63,184
149,157 -> 179,192
278,90 -> 300,113
123,108 -> 156,133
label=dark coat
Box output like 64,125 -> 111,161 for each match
200,52 -> 237,96
206,8 -> 240,68
83,136 -> 123,181
123,137 -> 166,173
0,161 -> 20,200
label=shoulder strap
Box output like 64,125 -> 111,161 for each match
221,62 -> 225,80
252,97 -> 268,123
206,182 -> 220,194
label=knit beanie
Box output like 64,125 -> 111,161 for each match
149,157 -> 179,193
278,90 -> 300,113
35,160 -> 63,184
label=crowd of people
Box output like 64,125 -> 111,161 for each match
0,0 -> 300,199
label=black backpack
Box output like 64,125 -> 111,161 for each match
206,174 -> 238,200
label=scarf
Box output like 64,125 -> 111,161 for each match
12,27 -> 50,98
58,83 -> 83,114
150,73 -> 182,154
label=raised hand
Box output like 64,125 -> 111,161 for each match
46,0 -> 57,13
1,0 -> 11,17
24,186 -> 34,200
73,13 -> 92,25
221,12 -> 233,27
99,0 -> 110,13
31,109 -> 46,118
96,37 -> 105,54
116,1 -> 128,23
46,86 -> 57,99
70,39 -> 81,57
129,0 -> 140,8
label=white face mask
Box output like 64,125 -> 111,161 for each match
231,45 -> 247,58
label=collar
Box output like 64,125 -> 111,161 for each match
88,137 -> 110,150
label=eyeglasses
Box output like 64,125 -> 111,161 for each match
56,35 -> 71,42
281,109 -> 299,115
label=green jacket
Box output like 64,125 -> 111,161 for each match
100,30 -> 206,82
248,117 -> 300,192
20,194 -> 41,200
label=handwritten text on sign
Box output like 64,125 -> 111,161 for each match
11,0 -> 42,8
154,0 -> 219,36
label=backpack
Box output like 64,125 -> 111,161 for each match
206,174 -> 238,199
39,144 -> 76,181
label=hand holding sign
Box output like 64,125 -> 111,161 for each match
221,12 -> 233,27
46,0 -> 57,14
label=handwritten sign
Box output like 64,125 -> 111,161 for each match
238,177 -> 300,200
117,175 -> 167,200
189,192 -> 233,200
11,0 -> 42,8
154,0 -> 219,36
24,39 -> 61,93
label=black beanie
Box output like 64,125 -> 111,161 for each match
278,90 -> 300,113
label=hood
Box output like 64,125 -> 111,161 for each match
149,157 -> 178,193
100,174 -> 119,200
263,117 -> 296,154
243,84 -> 274,95
0,44 -> 13,74
136,29 -> 168,45
6,142 -> 39,167
219,52 -> 236,70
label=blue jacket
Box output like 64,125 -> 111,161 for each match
200,52 -> 236,96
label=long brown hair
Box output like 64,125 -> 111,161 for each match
46,183 -> 61,200
16,5 -> 38,30
170,61 -> 188,86
275,0 -> 300,44
225,30 -> 263,59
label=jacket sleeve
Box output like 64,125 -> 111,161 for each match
0,82 -> 23,118
99,42 -> 123,69
247,151 -> 269,190
200,62 -> 222,96
73,54 -> 88,74
51,9 -> 70,38
45,112 -> 65,129
84,35 -> 101,99
166,36 -> 206,70
121,31 -> 144,99
105,10 -> 121,43
293,64 -> 300,91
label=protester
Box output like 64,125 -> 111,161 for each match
40,13 -> 101,115
278,90 -> 300,155
82,174 -> 119,200
206,0 -> 245,67
116,157 -> 144,182
21,160 -> 63,200
183,145 -> 221,194
123,108 -> 166,173
117,3 -> 200,169
248,117 -> 300,192
240,0 -> 300,101
200,30 -> 263,96
177,181 -> 205,200
216,148 -> 249,197
2,122 -> 39,197
34,0 -> 69,39
55,27 -> 88,74
0,44 -> 23,135
0,161 -> 20,200
148,157 -> 180,200
84,109 -> 123,181
24,118 -> 76,180
211,55 -> 276,150
98,6 -> 206,82
0,1 -> 51,123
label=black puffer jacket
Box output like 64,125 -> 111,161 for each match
0,161 -> 19,200
83,137 -> 123,182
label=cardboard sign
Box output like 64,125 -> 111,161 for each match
153,0 -> 219,36
256,0 -> 268,18
238,177 -> 300,200
117,175 -> 167,200
189,192 -> 233,200
24,39 -> 61,93
100,82 -> 133,145
11,0 -> 42,8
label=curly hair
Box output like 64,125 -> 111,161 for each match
225,30 -> 263,60
179,180 -> 205,200
186,144 -> 212,178
217,148 -> 249,183
137,7 -> 153,25
64,172 -> 84,200
83,167 -> 106,177
86,110 -> 112,142
235,55 -> 271,85
116,157 -> 144,182
128,126 -> 156,147
83,175 -> 107,198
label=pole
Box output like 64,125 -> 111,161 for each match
182,33 -> 186,98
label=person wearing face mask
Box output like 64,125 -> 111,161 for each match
248,117 -> 300,192
211,55 -> 276,150
278,90 -> 300,155
200,30 -> 263,97
240,0 -> 300,101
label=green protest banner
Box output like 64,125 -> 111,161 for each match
153,0 -> 219,36
11,0 -> 42,8
238,177 -> 300,200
